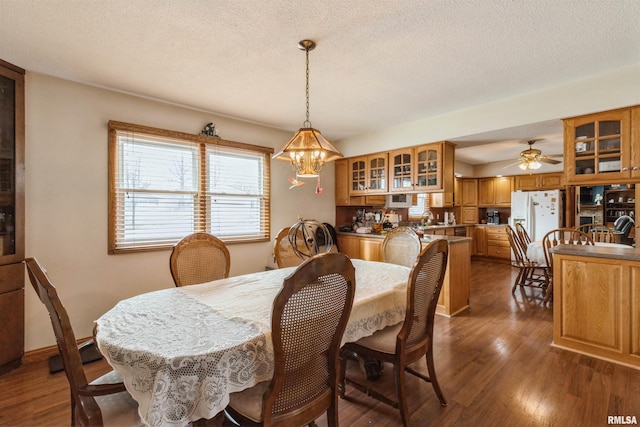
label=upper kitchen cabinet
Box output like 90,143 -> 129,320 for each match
334,159 -> 351,206
460,178 -> 478,206
0,59 -> 25,375
335,158 -> 385,206
348,153 -> 388,196
563,106 -> 640,184
478,176 -> 513,207
514,172 -> 565,191
389,141 -> 455,193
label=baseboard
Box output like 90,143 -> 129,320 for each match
22,336 -> 102,369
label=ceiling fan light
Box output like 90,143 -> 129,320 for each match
530,160 -> 542,169
519,162 -> 528,170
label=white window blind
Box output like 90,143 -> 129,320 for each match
108,121 -> 271,253
408,193 -> 429,219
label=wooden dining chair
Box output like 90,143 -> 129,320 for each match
169,232 -> 230,287
339,239 -> 449,427
25,258 -> 143,427
515,222 -> 532,246
541,228 -> 594,305
226,252 -> 356,427
505,225 -> 547,294
576,223 -> 613,243
381,226 -> 422,267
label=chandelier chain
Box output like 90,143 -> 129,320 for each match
304,47 -> 311,128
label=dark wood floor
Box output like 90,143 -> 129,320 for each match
2,260 -> 639,426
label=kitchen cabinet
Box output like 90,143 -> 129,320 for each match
460,206 -> 479,224
335,159 -> 386,207
454,177 -> 462,207
430,192 -> 453,208
0,59 -> 25,375
359,238 -> 383,261
349,153 -> 388,195
389,142 -> 455,193
460,178 -> 478,206
563,106 -> 640,184
335,159 -> 350,206
478,176 -> 513,207
336,234 -> 382,261
484,226 -> 510,260
336,234 -> 360,258
553,252 -> 640,369
514,173 -> 565,191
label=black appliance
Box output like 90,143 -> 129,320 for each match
487,211 -> 500,225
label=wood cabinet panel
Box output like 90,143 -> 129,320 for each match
461,179 -> 478,206
460,206 -> 478,224
360,238 -> 383,262
553,254 -> 640,369
515,173 -> 564,191
336,235 -> 360,259
560,260 -> 621,349
632,266 -> 640,358
0,288 -> 24,373
478,178 -> 494,206
334,159 -> 350,206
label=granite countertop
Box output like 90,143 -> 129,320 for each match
551,244 -> 640,262
337,230 -> 472,244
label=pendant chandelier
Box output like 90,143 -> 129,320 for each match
273,40 -> 342,178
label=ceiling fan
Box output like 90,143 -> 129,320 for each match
508,140 -> 562,171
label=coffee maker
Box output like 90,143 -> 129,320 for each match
487,211 -> 500,225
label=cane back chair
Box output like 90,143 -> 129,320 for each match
169,232 -> 230,287
339,239 -> 449,427
227,252 -> 356,427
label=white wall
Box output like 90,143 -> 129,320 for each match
336,65 -> 640,162
24,73 -> 336,350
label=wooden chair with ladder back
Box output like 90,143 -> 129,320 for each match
541,228 -> 594,305
25,257 -> 143,427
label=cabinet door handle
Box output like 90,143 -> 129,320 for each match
633,166 -> 640,171
622,167 -> 629,171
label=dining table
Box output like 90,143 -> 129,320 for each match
526,240 -> 631,265
94,259 -> 411,427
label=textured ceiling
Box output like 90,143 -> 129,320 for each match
1,0 -> 639,165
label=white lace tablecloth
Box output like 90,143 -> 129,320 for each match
95,259 -> 410,427
526,241 -> 630,265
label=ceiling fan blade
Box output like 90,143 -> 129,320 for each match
538,157 -> 561,165
503,159 -> 524,169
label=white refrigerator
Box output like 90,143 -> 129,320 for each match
510,190 -> 564,241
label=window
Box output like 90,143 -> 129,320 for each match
408,193 -> 429,219
108,121 -> 272,253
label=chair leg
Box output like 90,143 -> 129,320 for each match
394,362 -> 410,427
425,350 -> 447,406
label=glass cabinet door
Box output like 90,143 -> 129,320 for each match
390,148 -> 413,192
566,109 -> 631,183
414,144 -> 441,191
0,70 -> 22,260
349,157 -> 367,195
367,154 -> 387,192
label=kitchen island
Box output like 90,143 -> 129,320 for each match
337,231 -> 471,317
552,244 -> 640,370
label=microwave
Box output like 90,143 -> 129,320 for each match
386,194 -> 412,208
